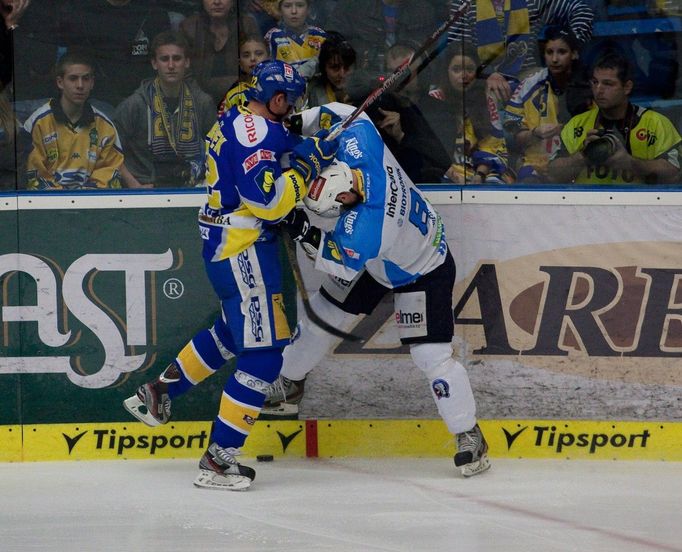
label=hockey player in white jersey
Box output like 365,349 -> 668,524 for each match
266,103 -> 490,477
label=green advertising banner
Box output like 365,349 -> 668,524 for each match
0,192 -> 300,425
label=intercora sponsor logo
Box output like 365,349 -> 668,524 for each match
62,428 -> 209,456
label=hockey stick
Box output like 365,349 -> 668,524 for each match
282,232 -> 365,342
326,0 -> 471,141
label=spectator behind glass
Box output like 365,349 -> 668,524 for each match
60,0 -> 171,110
365,43 -> 453,183
0,82 -> 30,189
421,44 -> 511,184
23,50 -> 124,190
180,0 -> 259,106
325,0 -> 436,75
446,0 -> 594,107
218,33 -> 270,114
265,0 -> 326,80
504,26 -> 591,183
240,0 -> 279,36
548,52 -> 682,184
115,31 -> 216,189
306,30 -> 355,107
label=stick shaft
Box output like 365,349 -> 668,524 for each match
327,0 -> 471,140
282,234 -> 364,342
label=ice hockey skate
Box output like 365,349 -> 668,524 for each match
454,423 -> 491,477
259,376 -> 306,419
193,443 -> 256,491
122,363 -> 180,427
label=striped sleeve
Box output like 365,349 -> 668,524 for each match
534,0 -> 594,45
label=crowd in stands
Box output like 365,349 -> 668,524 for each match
1,0 -> 681,190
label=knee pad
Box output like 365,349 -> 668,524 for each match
280,292 -> 358,381
410,342 -> 453,379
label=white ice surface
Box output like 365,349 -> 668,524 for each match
1,457 -> 681,552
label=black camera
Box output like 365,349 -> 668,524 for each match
583,129 -> 622,165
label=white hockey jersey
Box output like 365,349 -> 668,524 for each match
299,103 -> 448,288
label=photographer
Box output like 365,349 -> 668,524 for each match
548,52 -> 681,185
114,31 -> 215,189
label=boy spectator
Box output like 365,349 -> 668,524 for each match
23,51 -> 123,190
265,0 -> 326,80
548,52 -> 681,184
114,31 -> 215,188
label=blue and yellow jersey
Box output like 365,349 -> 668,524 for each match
23,99 -> 123,190
200,105 -> 305,262
218,80 -> 255,116
505,68 -> 564,173
555,104 -> 682,184
264,25 -> 326,79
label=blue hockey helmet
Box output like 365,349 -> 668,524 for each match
246,60 -> 307,105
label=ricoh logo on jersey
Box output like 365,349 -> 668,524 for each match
235,113 -> 266,147
344,137 -> 363,159
244,115 -> 258,143
63,428 -> 209,456
0,250 -> 175,389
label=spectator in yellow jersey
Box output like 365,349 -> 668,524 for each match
265,0 -> 326,80
503,26 -> 591,182
23,50 -> 123,190
218,34 -> 270,116
548,52 -> 681,185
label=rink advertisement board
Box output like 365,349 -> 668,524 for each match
3,190 -> 682,461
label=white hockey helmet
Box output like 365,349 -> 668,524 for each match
304,159 -> 355,218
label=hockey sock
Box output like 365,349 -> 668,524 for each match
410,342 -> 477,435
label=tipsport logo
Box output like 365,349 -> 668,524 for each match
0,250 -> 177,388
62,428 -> 209,456
501,424 -> 651,456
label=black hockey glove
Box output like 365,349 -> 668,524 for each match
280,208 -> 321,259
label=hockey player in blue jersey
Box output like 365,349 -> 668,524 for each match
264,103 -> 490,477
123,61 -> 339,490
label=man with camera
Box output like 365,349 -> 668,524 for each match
548,52 -> 681,185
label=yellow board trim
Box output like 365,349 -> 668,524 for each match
4,419 -> 681,462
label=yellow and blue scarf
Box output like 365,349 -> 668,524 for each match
475,0 -> 530,77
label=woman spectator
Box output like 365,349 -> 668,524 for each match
180,0 -> 259,106
306,31 -> 355,107
421,44 -> 511,184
